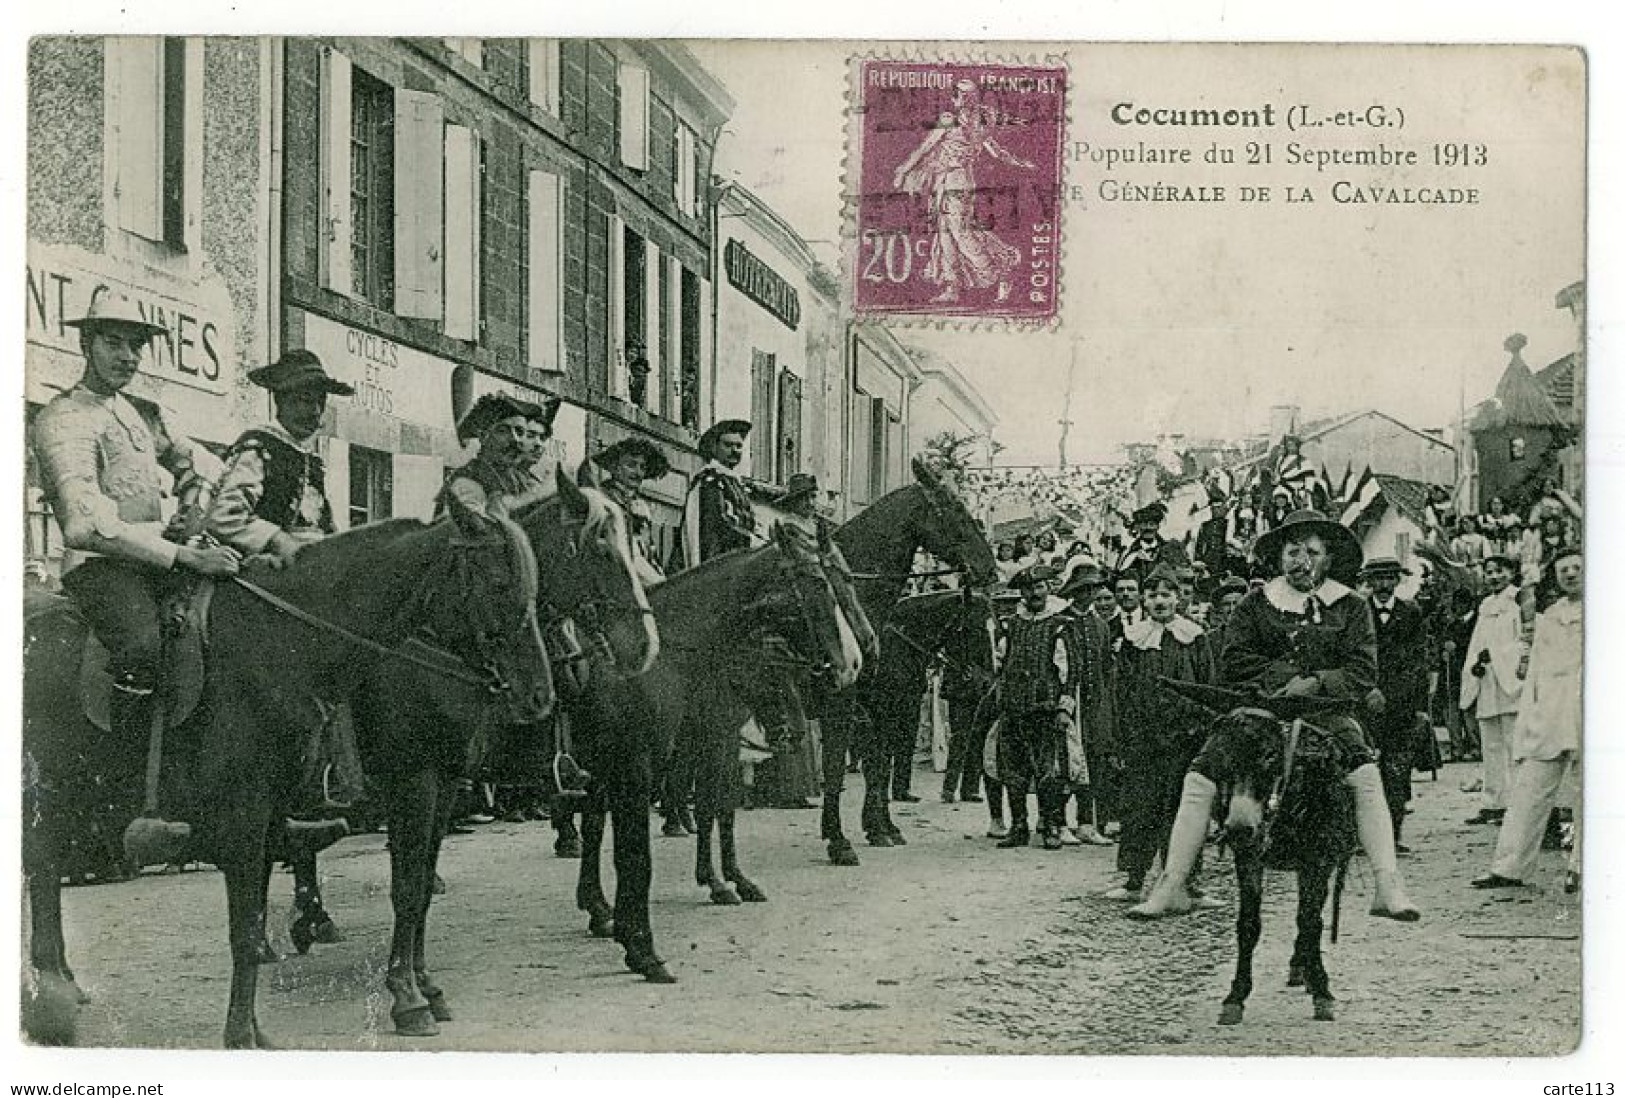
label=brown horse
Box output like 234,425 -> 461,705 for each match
820,458 -> 998,861
568,522 -> 864,980
22,492 -> 552,1048
350,474 -> 657,1036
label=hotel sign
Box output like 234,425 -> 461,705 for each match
724,239 -> 800,330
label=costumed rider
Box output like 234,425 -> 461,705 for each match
442,392 -> 588,802
993,564 -> 1086,851
1129,508 -> 1421,922
674,418 -> 763,570
205,349 -> 359,856
29,287 -> 241,867
588,437 -> 670,588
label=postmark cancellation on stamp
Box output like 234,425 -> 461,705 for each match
851,58 -> 1066,324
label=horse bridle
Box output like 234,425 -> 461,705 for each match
535,509 -> 655,672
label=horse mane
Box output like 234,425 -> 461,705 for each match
243,517 -> 437,589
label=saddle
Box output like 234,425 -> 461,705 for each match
77,582 -> 214,734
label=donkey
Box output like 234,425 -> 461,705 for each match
1204,707 -> 1358,1026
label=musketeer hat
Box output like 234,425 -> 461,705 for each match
591,437 -> 671,480
778,472 -> 820,504
457,392 -> 560,443
1009,563 -> 1060,590
64,285 -> 168,340
1056,561 -> 1108,601
247,349 -> 355,396
1131,501 -> 1168,527
1251,508 -> 1364,582
698,418 -> 752,459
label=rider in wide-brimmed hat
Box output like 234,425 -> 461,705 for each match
586,437 -> 670,587
30,285 -> 241,867
1113,499 -> 1189,583
443,392 -> 561,521
675,418 -> 759,571
1130,506 -> 1421,923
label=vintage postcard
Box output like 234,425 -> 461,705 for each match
15,32 -> 1592,1076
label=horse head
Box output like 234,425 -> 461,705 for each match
909,456 -> 998,588
748,522 -> 865,689
1205,707 -> 1289,852
430,488 -> 555,725
518,467 -> 659,678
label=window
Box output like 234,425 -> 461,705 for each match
106,37 -> 202,251
750,350 -> 776,477
777,368 -> 803,481
674,123 -> 698,217
624,226 -> 647,406
348,445 -> 393,528
348,66 -> 395,306
528,39 -> 561,116
617,61 -> 650,171
443,38 -> 483,68
526,169 -> 564,371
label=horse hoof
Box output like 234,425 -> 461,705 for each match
1286,963 -> 1305,988
290,915 -> 340,956
886,829 -> 907,846
423,988 -> 453,1022
393,1007 -> 441,1038
588,914 -> 616,939
865,833 -> 894,848
70,981 -> 92,1006
21,971 -> 80,1046
1313,998 -> 1336,1022
643,963 -> 677,984
710,885 -> 742,906
828,843 -> 861,867
1218,1002 -> 1244,1026
732,879 -> 767,903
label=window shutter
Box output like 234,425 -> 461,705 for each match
180,38 -> 205,253
444,38 -> 483,68
528,39 -> 561,115
697,275 -> 712,425
527,169 -> 564,371
871,398 -> 889,499
750,351 -> 775,479
109,38 -> 164,241
318,47 -> 353,295
617,62 -> 650,171
778,369 -> 803,480
607,212 -> 626,398
443,124 -> 480,341
643,238 -> 661,406
394,89 -> 446,321
887,410 -> 905,491
393,454 -> 446,521
849,395 -> 872,507
324,440 -> 351,531
673,125 -> 693,213
664,255 -> 683,418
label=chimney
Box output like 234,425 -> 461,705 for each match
1269,404 -> 1301,442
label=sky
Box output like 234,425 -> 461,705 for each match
689,41 -> 1586,465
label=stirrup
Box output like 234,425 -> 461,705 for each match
552,753 -> 591,799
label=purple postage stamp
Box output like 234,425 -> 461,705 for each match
852,58 -> 1066,323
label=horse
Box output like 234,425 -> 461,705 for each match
568,521 -> 865,978
1201,706 -> 1358,1027
819,457 -> 998,863
21,491 -> 553,1049
282,471 -> 658,1037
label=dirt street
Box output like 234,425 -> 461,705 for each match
45,759 -> 1579,1056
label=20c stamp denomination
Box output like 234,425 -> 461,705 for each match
850,58 -> 1067,324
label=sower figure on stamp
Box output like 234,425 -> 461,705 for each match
1129,508 -> 1420,922
892,79 -> 1035,305
992,564 -> 1086,851
1359,556 -> 1433,852
29,287 -> 241,867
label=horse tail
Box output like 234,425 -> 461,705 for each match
1330,857 -> 1351,944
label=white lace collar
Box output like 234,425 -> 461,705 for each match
1015,595 -> 1072,622
1262,576 -> 1353,614
1123,614 -> 1204,650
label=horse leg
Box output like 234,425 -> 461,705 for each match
222,852 -> 277,1049
576,795 -> 615,938
694,810 -> 737,904
382,771 -> 439,1037
22,856 -> 84,1046
720,809 -> 766,902
1298,867 -> 1336,1021
415,770 -> 460,1024
289,852 -> 343,955
612,781 -> 675,983
1219,851 -> 1264,1026
859,721 -> 894,847
821,713 -> 859,866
